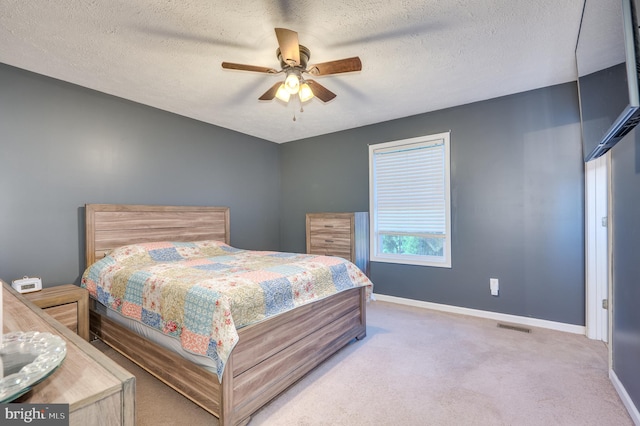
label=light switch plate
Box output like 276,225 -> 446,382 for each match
490,278 -> 499,296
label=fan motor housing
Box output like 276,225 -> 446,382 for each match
277,45 -> 310,70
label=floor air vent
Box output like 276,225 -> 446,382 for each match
497,323 -> 531,333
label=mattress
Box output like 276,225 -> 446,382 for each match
94,299 -> 218,372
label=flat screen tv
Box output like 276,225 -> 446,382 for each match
576,0 -> 640,162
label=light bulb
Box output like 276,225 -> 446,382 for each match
284,73 -> 300,94
299,83 -> 314,102
275,84 -> 291,102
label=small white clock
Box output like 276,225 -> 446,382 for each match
11,276 -> 42,293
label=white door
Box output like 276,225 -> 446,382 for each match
585,154 -> 609,342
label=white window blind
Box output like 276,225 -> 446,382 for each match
369,132 -> 451,268
373,141 -> 445,236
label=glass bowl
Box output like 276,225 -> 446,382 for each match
0,331 -> 67,402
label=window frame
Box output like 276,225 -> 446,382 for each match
369,131 -> 452,268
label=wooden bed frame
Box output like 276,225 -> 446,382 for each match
84,204 -> 367,426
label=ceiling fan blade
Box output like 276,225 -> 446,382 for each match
306,79 -> 337,102
307,57 -> 362,76
222,62 -> 278,73
258,82 -> 282,101
275,28 -> 300,66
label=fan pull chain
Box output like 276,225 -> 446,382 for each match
292,95 -> 304,121
293,95 -> 305,121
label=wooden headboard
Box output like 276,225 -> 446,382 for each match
85,204 -> 230,266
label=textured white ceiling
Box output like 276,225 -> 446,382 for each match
0,1 -> 595,143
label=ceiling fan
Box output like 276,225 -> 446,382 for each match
221,28 -> 362,104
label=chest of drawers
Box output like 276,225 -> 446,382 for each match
306,212 -> 369,276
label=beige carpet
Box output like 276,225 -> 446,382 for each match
94,300 -> 633,426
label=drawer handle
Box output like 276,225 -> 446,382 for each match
324,225 -> 334,228
325,239 -> 334,243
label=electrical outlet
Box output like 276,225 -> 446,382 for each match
490,278 -> 499,296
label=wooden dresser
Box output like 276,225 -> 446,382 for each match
306,212 -> 370,276
2,282 -> 135,425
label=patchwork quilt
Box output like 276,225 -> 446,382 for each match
81,240 -> 373,380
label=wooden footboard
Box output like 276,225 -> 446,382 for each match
90,286 -> 367,426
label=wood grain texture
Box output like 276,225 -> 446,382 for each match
3,283 -> 135,426
24,284 -> 90,341
90,306 -> 222,415
306,212 -> 370,276
85,204 -> 230,266
85,204 -> 367,426
70,393 -> 123,426
45,303 -> 78,333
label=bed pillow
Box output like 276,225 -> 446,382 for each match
108,240 -> 234,264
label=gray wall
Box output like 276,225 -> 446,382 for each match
0,63 -> 281,287
280,82 -> 585,325
611,129 -> 640,409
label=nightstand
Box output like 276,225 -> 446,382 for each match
24,284 -> 89,341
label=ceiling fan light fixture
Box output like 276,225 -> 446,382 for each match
222,28 -> 359,105
284,72 -> 300,95
275,83 -> 291,102
299,82 -> 314,102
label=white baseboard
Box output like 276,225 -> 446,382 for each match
372,293 -> 586,335
610,369 -> 640,425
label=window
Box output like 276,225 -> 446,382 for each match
369,132 -> 451,267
